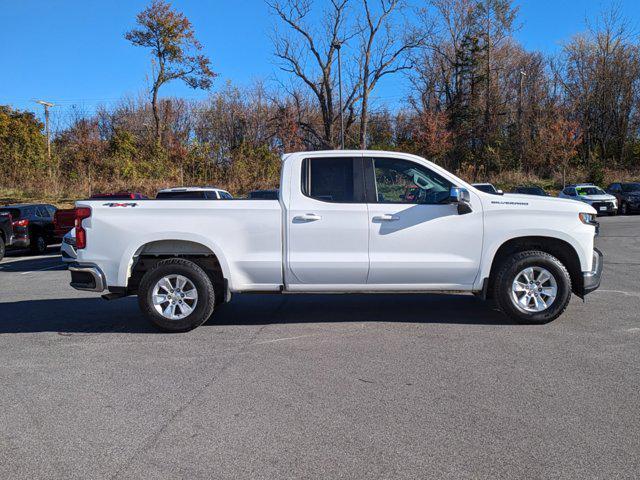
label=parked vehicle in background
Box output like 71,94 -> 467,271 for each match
90,192 -> 149,200
605,182 -> 640,215
512,186 -> 550,196
247,189 -> 279,200
558,184 -> 617,215
156,187 -> 233,200
69,150 -> 602,332
0,212 -> 13,261
472,183 -> 503,195
61,228 -> 77,263
53,208 -> 75,241
0,204 -> 57,254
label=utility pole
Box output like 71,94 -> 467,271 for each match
36,100 -> 55,164
332,41 -> 344,150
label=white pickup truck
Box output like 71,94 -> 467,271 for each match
69,150 -> 602,331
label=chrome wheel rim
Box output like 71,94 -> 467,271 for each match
152,274 -> 198,320
511,266 -> 557,313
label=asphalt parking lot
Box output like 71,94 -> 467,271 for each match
1,216 -> 639,479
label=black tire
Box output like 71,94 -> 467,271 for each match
620,202 -> 628,215
30,234 -> 47,254
493,250 -> 572,324
0,239 -> 5,262
138,258 -> 216,332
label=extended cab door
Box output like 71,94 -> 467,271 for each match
365,156 -> 483,288
285,155 -> 370,286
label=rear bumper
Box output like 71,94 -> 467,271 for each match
582,248 -> 603,295
69,263 -> 106,292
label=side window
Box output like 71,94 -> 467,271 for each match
221,192 -> 233,199
563,187 -> 576,196
371,158 -> 452,204
45,205 -> 56,217
301,157 -> 362,203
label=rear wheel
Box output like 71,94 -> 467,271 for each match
0,238 -> 5,261
31,234 -> 47,254
620,202 -> 628,215
493,251 -> 572,324
138,258 -> 216,332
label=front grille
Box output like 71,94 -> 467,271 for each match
591,201 -> 614,210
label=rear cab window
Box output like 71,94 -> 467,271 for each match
301,157 -> 364,203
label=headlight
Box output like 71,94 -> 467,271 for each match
579,212 -> 596,225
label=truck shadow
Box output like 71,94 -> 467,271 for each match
0,254 -> 65,273
0,294 -> 511,334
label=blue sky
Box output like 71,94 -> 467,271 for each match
1,0 -> 639,126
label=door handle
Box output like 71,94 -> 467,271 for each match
293,213 -> 322,222
373,214 -> 399,222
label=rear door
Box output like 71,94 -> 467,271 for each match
365,156 -> 483,287
286,155 -> 370,286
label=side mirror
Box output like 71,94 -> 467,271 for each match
449,187 -> 472,215
497,189 -> 504,195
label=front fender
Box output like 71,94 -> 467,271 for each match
475,228 -> 593,290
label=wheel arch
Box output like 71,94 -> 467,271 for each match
118,235 -> 231,298
485,236 -> 583,296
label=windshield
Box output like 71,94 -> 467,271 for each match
575,186 -> 605,196
520,187 -> 544,195
621,183 -> 640,193
474,184 -> 497,194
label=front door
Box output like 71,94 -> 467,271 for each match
286,156 -> 370,286
365,157 -> 483,288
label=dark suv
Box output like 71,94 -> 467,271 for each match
606,182 -> 640,215
0,204 -> 57,254
512,186 -> 550,196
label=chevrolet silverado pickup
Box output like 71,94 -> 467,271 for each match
68,151 -> 603,332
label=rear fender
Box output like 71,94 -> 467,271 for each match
118,232 -> 231,288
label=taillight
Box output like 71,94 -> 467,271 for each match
75,207 -> 91,249
12,218 -> 29,227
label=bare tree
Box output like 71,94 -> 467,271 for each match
125,0 -> 216,143
267,0 -> 362,147
357,0 -> 423,148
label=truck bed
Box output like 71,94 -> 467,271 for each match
75,199 -> 283,291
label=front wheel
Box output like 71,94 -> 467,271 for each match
138,258 -> 216,332
493,251 -> 572,324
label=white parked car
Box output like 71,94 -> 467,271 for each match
61,228 -> 76,263
156,187 -> 233,200
68,150 -> 602,332
558,184 -> 617,215
471,183 -> 503,195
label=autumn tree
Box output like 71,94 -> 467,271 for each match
125,0 -> 216,143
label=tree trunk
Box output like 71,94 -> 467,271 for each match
151,84 -> 161,145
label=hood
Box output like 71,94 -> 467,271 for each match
490,193 -> 597,214
579,194 -> 616,202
